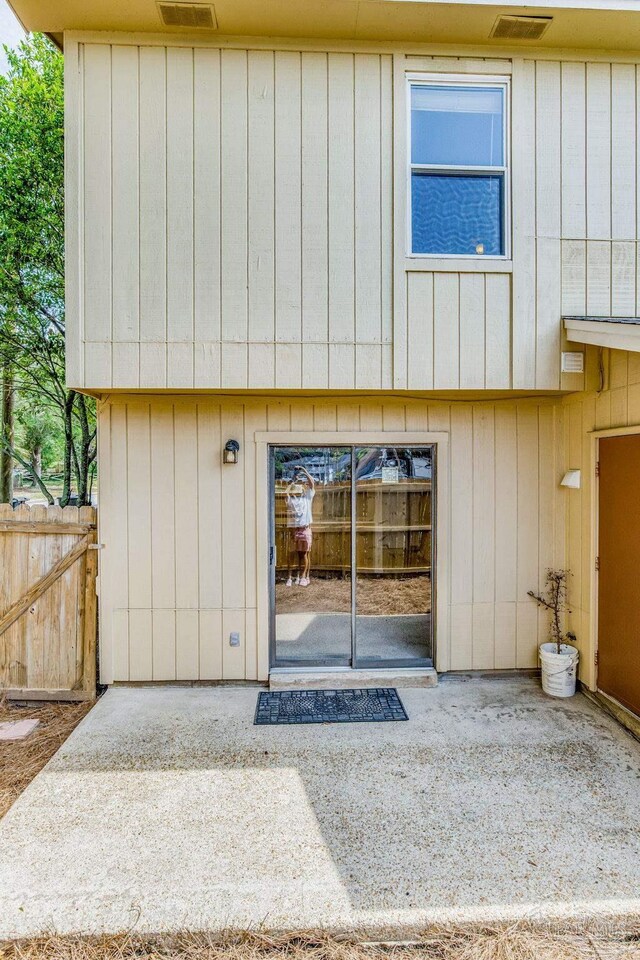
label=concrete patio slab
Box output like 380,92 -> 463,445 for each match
1,678 -> 640,939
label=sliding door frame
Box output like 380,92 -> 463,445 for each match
268,444 -> 353,669
352,444 -> 436,670
261,431 -> 449,675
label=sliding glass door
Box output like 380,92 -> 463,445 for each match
272,447 -> 352,666
354,447 -> 434,666
271,445 -> 434,668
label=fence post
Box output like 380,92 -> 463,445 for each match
81,509 -> 97,696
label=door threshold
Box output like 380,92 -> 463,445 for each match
585,687 -> 640,742
269,666 -> 437,691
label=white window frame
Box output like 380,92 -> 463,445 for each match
406,73 -> 511,261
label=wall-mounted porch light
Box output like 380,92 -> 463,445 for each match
223,439 -> 240,465
560,469 -> 581,489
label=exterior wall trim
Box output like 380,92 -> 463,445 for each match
254,430 -> 450,675
587,422 -> 640,693
405,71 -> 512,264
392,53 -> 408,389
64,38 -> 84,387
64,31 -> 640,64
565,318 -> 640,352
404,257 -> 513,273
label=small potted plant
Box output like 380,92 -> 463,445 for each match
528,569 -> 578,697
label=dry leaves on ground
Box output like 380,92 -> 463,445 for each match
0,695 -> 93,819
3,928 -> 640,960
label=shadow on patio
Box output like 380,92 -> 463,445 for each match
0,678 -> 639,938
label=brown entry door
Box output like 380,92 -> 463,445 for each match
598,434 -> 640,717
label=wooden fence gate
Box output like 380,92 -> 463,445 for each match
0,503 -> 97,700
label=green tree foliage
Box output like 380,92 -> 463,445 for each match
15,394 -> 63,477
0,34 -> 96,506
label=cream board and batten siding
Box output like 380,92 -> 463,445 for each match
397,56 -> 640,392
97,395 -> 564,683
67,41 -> 395,391
67,37 -> 640,394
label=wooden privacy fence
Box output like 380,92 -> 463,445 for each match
0,503 -> 97,700
275,480 -> 432,575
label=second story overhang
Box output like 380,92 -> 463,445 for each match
8,0 -> 640,53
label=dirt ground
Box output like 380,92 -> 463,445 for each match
0,696 -> 93,820
2,928 -> 640,960
276,575 -> 431,616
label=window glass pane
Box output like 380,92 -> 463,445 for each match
354,447 -> 434,666
274,447 -> 352,665
411,84 -> 504,167
411,173 -> 503,256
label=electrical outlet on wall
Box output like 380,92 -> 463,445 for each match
229,632 -> 240,647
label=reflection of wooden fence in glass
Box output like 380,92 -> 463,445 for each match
275,481 -> 432,575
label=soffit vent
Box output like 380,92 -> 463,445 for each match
490,15 -> 552,41
157,2 -> 217,28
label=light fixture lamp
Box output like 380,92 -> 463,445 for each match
223,439 -> 240,464
560,469 -> 581,489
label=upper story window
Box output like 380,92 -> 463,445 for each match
409,77 -> 509,258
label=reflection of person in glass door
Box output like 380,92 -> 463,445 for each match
285,466 -> 315,587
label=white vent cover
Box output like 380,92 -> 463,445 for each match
490,15 -> 552,41
157,2 -> 216,28
561,351 -> 585,374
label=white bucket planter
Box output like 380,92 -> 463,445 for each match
539,643 -> 579,698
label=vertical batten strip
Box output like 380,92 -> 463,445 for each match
511,59 -> 537,389
586,61 -> 612,241
380,56 -> 394,350
139,46 -> 167,350
534,59 -> 562,393
485,274 -> 511,388
516,404 -> 539,668
274,51 -> 302,344
126,403 -> 153,680
83,44 -> 112,383
561,61 -> 586,239
471,405 -> 496,671
64,40 -> 83,387
96,404 -> 113,683
221,50 -> 248,345
111,46 -> 140,352
194,48 -> 222,370
433,274 -> 459,388
328,53 -> 355,348
494,404 -> 518,668
392,54 -> 408,388
354,54 -> 382,348
166,47 -> 194,350
150,401 -> 177,680
459,274 -> 485,389
536,404 -> 556,648
611,63 -> 636,241
301,52 -> 329,347
407,273 -> 433,390
248,51 -> 276,352
109,403 -> 130,680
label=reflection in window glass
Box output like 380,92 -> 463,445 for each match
409,80 -> 507,257
273,447 -> 352,665
411,85 -> 504,167
271,446 -> 435,667
411,173 -> 503,256
354,447 -> 433,665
